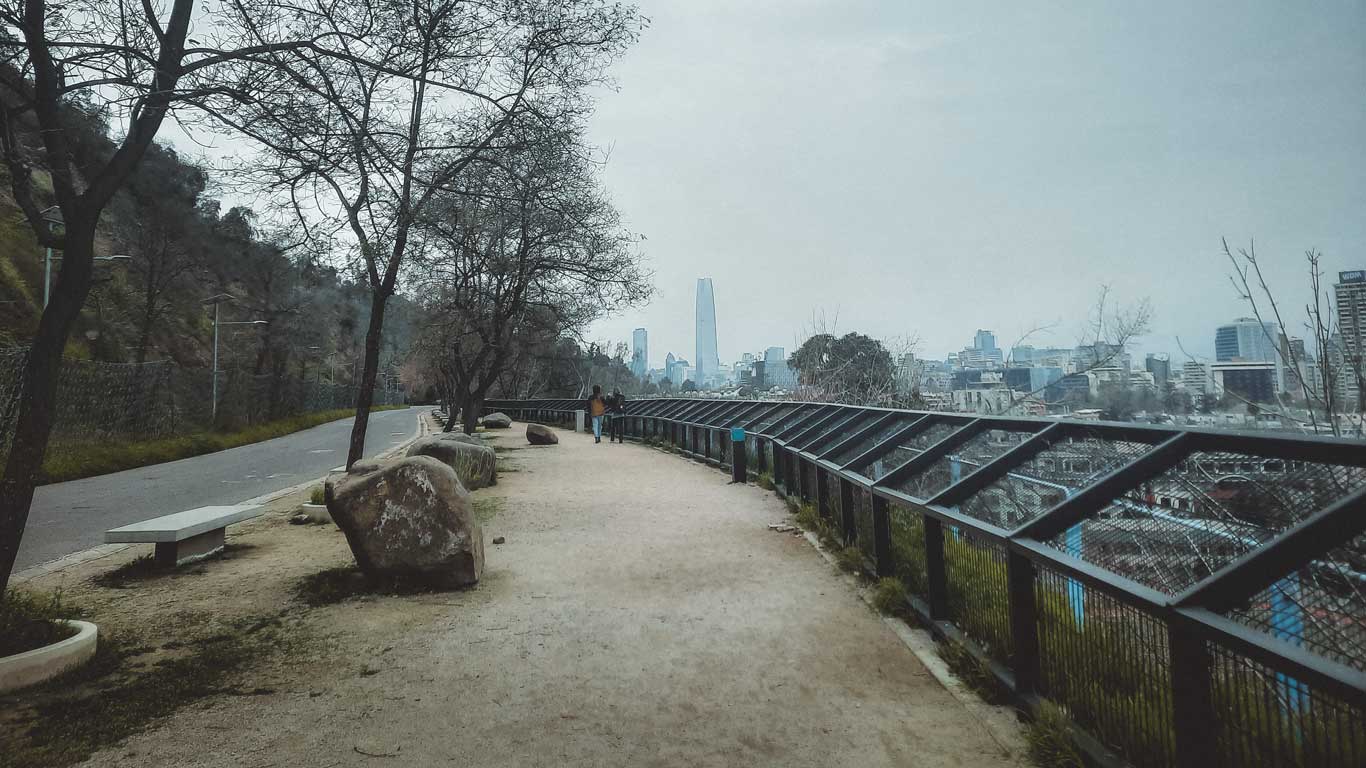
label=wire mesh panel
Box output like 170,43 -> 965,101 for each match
1045,452 -> 1366,597
1210,641 -> 1366,768
891,427 -> 1037,501
944,532 -> 1013,663
825,414 -> 916,465
888,503 -> 929,597
1226,530 -> 1366,673
804,409 -> 882,455
1036,564 -> 1177,768
849,420 -> 960,482
955,434 -> 1157,529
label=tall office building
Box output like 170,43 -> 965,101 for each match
1145,353 -> 1171,388
1214,318 -> 1277,362
631,328 -> 648,379
974,330 -> 997,352
695,278 -> 720,384
1333,270 -> 1366,406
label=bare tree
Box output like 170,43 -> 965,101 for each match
0,0 -> 349,591
202,0 -> 640,464
1222,238 -> 1363,437
413,124 -> 649,432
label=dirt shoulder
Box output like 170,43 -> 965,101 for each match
4,422 -> 1025,768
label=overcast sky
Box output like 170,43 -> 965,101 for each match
576,0 -> 1366,370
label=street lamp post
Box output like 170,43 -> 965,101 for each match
202,293 -> 267,420
39,205 -> 134,309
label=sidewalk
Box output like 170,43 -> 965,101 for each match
82,423 -> 1025,767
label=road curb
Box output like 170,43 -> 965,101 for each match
13,408 -> 428,586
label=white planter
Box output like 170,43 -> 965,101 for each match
300,503 -> 333,524
0,619 -> 98,693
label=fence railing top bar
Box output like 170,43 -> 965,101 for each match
924,421 -> 1068,508
528,397 -> 1366,455
840,414 -> 932,472
1177,606 -> 1366,707
816,410 -> 901,462
871,418 -> 987,493
1010,432 -> 1194,543
1173,483 -> 1366,613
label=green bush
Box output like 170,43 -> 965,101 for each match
309,486 -> 325,505
869,577 -> 909,617
1026,701 -> 1086,768
835,545 -> 864,574
1,589 -> 78,658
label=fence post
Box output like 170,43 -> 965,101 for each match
924,517 -> 950,620
773,445 -> 786,489
840,477 -> 856,545
754,437 -> 766,474
816,469 -> 830,520
1007,551 -> 1040,694
872,494 -> 893,577
704,428 -> 712,459
1169,623 -> 1218,768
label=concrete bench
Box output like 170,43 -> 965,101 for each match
104,505 -> 261,567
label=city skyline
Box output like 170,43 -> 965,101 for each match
579,1 -> 1364,372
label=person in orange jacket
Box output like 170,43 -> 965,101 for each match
586,384 -> 608,443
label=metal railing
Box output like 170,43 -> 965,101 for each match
486,397 -> 1366,768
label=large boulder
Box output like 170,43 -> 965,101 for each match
325,456 -> 483,587
405,434 -> 497,489
526,423 -> 559,446
480,412 -> 512,429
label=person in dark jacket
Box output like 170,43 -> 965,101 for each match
606,388 -> 627,443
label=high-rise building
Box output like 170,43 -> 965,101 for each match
1214,318 -> 1277,362
1182,361 -> 1210,394
1145,353 -> 1171,388
763,346 -> 797,388
695,278 -> 719,384
664,352 -> 677,384
974,330 -> 996,352
631,328 -> 648,378
1336,269 -> 1366,362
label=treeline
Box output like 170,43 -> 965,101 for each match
0,102 -> 412,382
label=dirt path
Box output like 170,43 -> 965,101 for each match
28,422 -> 1025,767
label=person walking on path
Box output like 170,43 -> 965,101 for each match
606,388 -> 627,443
586,385 -> 608,443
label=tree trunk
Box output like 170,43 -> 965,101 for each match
345,291 -> 389,468
0,224 -> 96,593
462,392 -> 479,435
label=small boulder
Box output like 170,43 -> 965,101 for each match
480,412 -> 512,429
405,434 -> 497,490
325,456 -> 483,587
526,423 -> 559,446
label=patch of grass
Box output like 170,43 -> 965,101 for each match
756,472 -> 775,491
37,405 -> 406,484
0,612 -> 302,768
472,495 -> 505,524
293,566 -> 461,607
309,485 -> 325,505
835,545 -> 865,574
937,639 -> 1012,705
1026,701 -> 1087,768
0,589 -> 78,658
869,577 -> 909,617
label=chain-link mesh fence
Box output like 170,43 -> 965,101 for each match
0,349 -> 405,450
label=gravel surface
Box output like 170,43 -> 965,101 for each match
52,421 -> 1024,767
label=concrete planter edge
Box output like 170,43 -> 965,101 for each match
0,619 -> 98,693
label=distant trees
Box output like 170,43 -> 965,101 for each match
789,332 -> 897,404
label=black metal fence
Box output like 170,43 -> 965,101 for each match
487,396 -> 1366,768
0,349 -> 406,448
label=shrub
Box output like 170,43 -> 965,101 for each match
309,486 -> 325,505
1,589 -> 78,658
1026,702 -> 1086,768
836,545 -> 865,574
869,577 -> 908,617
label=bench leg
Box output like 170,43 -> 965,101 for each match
154,528 -> 226,567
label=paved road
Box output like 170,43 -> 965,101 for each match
15,407 -> 421,571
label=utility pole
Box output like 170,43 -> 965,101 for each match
202,293 -> 267,421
